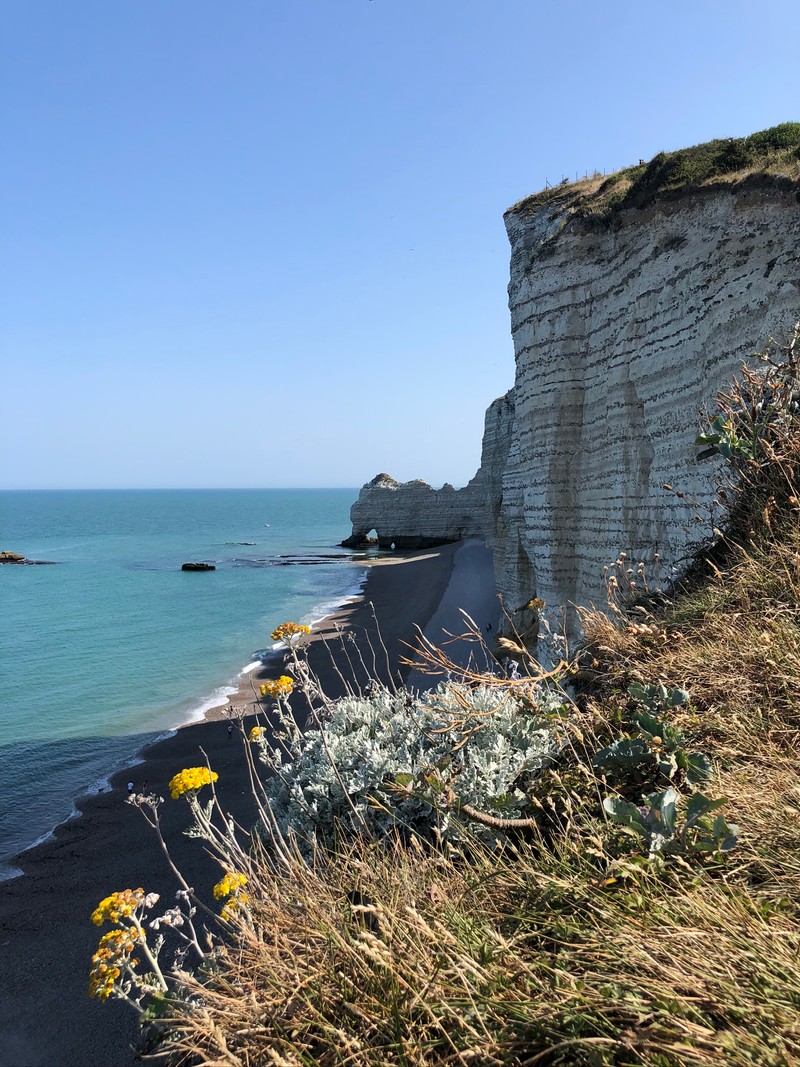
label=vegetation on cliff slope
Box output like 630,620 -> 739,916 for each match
91,327 -> 800,1065
507,121 -> 800,224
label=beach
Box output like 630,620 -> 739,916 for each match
0,539 -> 498,1067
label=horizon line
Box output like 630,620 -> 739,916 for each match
0,486 -> 366,494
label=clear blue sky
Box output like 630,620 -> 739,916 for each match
2,0 -> 796,489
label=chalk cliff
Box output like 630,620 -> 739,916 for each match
345,132 -> 800,647
497,174 -> 800,639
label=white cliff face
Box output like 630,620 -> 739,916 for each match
343,472 -> 485,549
496,179 -> 800,637
480,392 -> 534,614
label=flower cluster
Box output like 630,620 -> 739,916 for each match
91,888 -> 148,927
259,676 -> 294,699
249,725 -> 265,741
213,870 -> 249,921
270,621 -> 311,643
88,927 -> 142,1001
168,767 -> 219,800
213,871 -> 247,900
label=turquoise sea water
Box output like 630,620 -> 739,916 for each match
0,489 -> 363,877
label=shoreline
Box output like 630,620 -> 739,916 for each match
0,540 -> 498,1067
0,562 -> 372,883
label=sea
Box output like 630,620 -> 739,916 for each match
0,488 -> 365,879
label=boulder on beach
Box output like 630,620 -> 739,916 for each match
181,562 -> 216,571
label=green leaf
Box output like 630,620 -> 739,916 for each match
685,752 -> 713,784
712,814 -> 740,852
603,796 -> 648,836
593,737 -> 655,776
646,787 -> 678,835
425,772 -> 445,795
685,792 -> 726,826
668,688 -> 690,707
633,711 -> 665,740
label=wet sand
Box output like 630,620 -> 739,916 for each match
0,540 -> 496,1067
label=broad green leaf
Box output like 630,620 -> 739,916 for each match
685,753 -> 713,785
603,796 -> 648,835
685,791 -> 726,825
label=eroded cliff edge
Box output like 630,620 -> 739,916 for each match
345,134 -> 800,646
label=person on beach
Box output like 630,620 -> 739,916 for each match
127,781 -> 134,793
227,722 -> 233,739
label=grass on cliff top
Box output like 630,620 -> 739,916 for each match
151,503 -> 800,1066
507,121 -> 800,223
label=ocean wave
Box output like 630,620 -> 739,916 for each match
182,683 -> 239,725
301,572 -> 368,630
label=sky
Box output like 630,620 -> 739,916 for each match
2,0 -> 797,490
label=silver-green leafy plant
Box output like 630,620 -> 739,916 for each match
254,682 -> 558,849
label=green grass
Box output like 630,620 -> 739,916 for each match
507,122 -> 800,224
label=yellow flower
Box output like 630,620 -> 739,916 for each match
88,925 -> 141,1001
248,725 -> 265,742
168,767 -> 219,800
213,871 -> 248,900
271,621 -> 311,643
259,675 -> 294,699
97,927 -> 141,953
91,889 -> 145,927
88,960 -> 120,1001
221,891 -> 250,922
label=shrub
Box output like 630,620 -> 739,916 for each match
256,683 -> 559,848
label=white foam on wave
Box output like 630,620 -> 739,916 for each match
301,570 -> 368,630
17,806 -> 81,858
82,732 -> 178,795
262,570 -> 369,654
182,683 -> 239,726
170,566 -> 369,728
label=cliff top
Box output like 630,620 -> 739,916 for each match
507,121 -> 800,224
